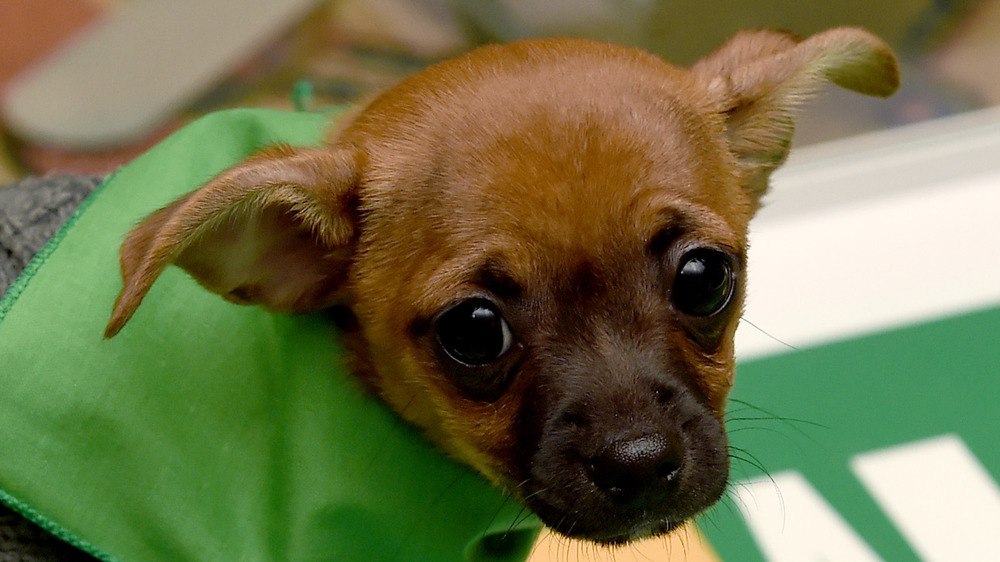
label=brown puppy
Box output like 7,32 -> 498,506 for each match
106,28 -> 898,545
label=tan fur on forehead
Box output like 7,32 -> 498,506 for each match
337,42 -> 765,275
343,39 -> 725,177
351,85 -> 751,265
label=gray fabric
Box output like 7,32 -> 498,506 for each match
0,175 -> 102,561
0,508 -> 95,561
0,175 -> 103,296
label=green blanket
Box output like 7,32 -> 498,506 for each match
0,108 -> 541,561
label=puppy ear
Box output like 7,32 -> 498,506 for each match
105,145 -> 360,338
691,27 -> 899,201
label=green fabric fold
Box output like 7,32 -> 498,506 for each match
0,108 -> 540,562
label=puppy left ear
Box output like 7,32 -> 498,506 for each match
105,145 -> 361,338
691,27 -> 899,203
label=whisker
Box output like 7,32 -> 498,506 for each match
482,492 -> 515,539
728,398 -> 828,430
712,492 -> 742,526
739,317 -> 799,351
715,483 -> 752,525
387,470 -> 469,559
726,472 -> 788,532
728,446 -> 772,477
726,415 -> 826,428
506,505 -> 530,534
515,505 -> 539,529
360,393 -> 420,473
696,506 -> 723,532
726,397 -> 827,449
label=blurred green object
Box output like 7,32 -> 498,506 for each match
292,80 -> 316,112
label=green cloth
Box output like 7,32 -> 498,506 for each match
0,108 -> 541,562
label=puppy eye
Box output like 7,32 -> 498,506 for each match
672,249 -> 735,317
435,299 -> 513,366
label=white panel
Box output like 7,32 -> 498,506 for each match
851,435 -> 1000,562
736,109 -> 1000,360
737,169 -> 1000,359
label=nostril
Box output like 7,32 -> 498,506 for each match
658,457 -> 682,482
587,433 -> 683,503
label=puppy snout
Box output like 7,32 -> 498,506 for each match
587,433 -> 683,505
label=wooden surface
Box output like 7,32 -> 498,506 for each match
528,524 -> 720,562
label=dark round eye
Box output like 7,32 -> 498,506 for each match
435,299 -> 513,366
672,249 -> 735,317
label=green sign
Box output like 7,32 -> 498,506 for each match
703,306 -> 1000,561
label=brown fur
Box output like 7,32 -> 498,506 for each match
107,28 -> 898,544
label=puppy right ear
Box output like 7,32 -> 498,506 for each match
691,27 -> 899,204
105,145 -> 361,338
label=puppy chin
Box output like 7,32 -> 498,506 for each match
523,451 -> 729,544
523,452 -> 729,543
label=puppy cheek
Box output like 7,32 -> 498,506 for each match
406,375 -> 528,487
687,311 -> 741,417
702,360 -> 736,420
701,339 -> 737,416
362,323 -> 525,485
446,394 -> 524,485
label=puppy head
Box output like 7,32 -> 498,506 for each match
107,28 -> 897,544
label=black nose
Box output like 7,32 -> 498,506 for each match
587,433 -> 683,505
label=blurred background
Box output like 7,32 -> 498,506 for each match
1,0 -> 998,183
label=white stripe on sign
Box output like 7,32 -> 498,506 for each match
734,470 -> 883,562
851,434 -> 1000,562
